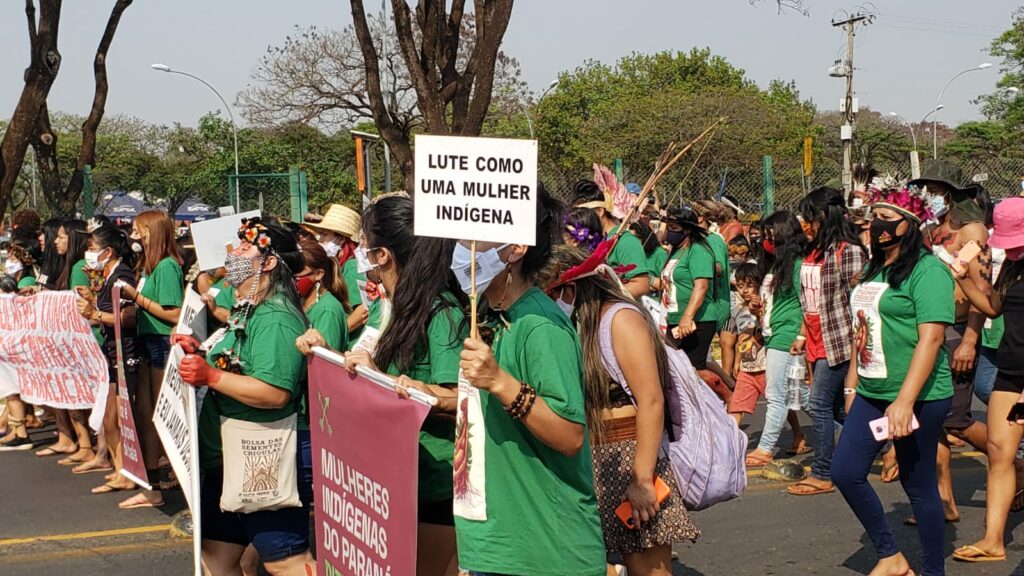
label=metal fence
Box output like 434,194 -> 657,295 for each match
227,166 -> 308,221
542,155 -> 1024,217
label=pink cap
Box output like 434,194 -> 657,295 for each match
989,197 -> 1024,249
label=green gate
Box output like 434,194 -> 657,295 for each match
227,165 -> 308,222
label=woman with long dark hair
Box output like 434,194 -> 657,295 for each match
563,206 -> 604,253
453,184 -> 604,575
74,223 -> 140,489
948,196 -> 1024,563
315,195 -> 468,576
833,191 -> 953,576
177,218 -> 315,576
37,219 -> 98,466
745,211 -> 809,467
544,245 -> 698,576
38,218 -> 66,289
788,188 -> 868,496
119,210 -> 184,509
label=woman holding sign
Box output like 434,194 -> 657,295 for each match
453,184 -> 605,576
118,210 -> 184,509
177,218 -> 315,576
75,222 -> 141,491
299,194 -> 469,576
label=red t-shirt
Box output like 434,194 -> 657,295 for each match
801,254 -> 827,363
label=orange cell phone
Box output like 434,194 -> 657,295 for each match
952,241 -> 982,275
615,476 -> 671,530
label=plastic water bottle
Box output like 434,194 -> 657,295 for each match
785,355 -> 807,410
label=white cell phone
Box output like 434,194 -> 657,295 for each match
870,415 -> 920,441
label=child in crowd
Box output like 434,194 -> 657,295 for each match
725,263 -> 767,425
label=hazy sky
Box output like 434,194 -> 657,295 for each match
0,1 -> 1018,130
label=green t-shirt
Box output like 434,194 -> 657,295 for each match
70,259 -> 90,290
17,275 -> 36,289
307,290 -> 349,353
341,258 -> 362,312
213,278 -> 236,310
386,293 -> 466,504
707,233 -> 731,329
760,261 -> 802,351
983,316 -> 1004,350
137,257 -> 184,336
663,241 -> 716,325
646,246 -> 669,286
608,225 -> 650,280
850,253 -> 954,402
455,287 -> 604,576
198,296 -> 308,469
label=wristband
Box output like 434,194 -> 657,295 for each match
794,335 -> 807,341
843,387 -> 856,396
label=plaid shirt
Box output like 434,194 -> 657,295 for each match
798,242 -> 867,366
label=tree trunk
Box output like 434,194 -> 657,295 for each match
0,0 -> 63,219
350,0 -> 416,192
60,0 -> 134,216
32,104 -> 63,210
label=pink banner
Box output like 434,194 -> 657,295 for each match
0,292 -> 107,408
309,353 -> 430,576
113,285 -> 151,490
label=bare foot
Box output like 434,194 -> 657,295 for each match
119,491 -> 164,510
788,437 -> 812,455
880,449 -> 900,483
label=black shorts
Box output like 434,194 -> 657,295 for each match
418,498 -> 455,526
944,324 -> 980,431
665,321 -> 717,370
994,372 -> 1024,395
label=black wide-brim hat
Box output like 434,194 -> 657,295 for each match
907,159 -> 972,195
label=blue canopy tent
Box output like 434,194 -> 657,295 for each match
175,198 -> 216,222
98,192 -> 147,223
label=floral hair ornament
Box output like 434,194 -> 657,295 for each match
546,239 -> 630,294
868,187 -> 934,224
563,215 -> 601,252
238,217 -> 273,253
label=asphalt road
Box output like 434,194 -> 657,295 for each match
3,402 -> 1024,575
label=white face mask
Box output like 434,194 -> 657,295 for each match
552,285 -> 575,318
450,243 -> 509,295
354,247 -> 378,274
321,241 -> 341,258
84,249 -> 109,271
5,260 -> 23,276
925,187 -> 948,218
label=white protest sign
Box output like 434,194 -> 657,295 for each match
153,345 -> 202,576
190,210 -> 260,272
414,135 -> 538,245
177,284 -> 208,343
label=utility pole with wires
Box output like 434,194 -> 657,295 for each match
831,9 -> 874,197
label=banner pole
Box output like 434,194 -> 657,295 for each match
470,241 -> 478,340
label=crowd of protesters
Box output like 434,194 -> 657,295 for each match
2,156 -> 1024,576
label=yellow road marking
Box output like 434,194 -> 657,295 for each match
0,524 -> 169,547
0,539 -> 189,565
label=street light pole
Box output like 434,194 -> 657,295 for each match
522,79 -> 559,140
933,63 -> 993,159
889,112 -> 921,178
151,63 -> 241,210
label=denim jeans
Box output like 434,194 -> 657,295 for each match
808,359 -> 849,481
973,346 -> 998,405
757,348 -> 808,454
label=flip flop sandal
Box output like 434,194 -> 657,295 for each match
745,452 -> 773,468
35,447 -> 75,457
73,463 -> 114,475
953,545 -> 1006,563
880,461 -> 900,483
57,451 -> 94,466
904,515 -> 959,526
91,482 -> 133,495
787,481 -> 836,496
119,494 -> 164,510
786,445 -> 813,456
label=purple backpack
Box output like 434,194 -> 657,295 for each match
599,303 -> 748,510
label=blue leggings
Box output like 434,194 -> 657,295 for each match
832,395 -> 952,576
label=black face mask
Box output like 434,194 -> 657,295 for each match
665,229 -> 687,249
870,217 -> 903,248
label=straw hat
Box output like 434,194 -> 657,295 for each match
304,204 -> 361,238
